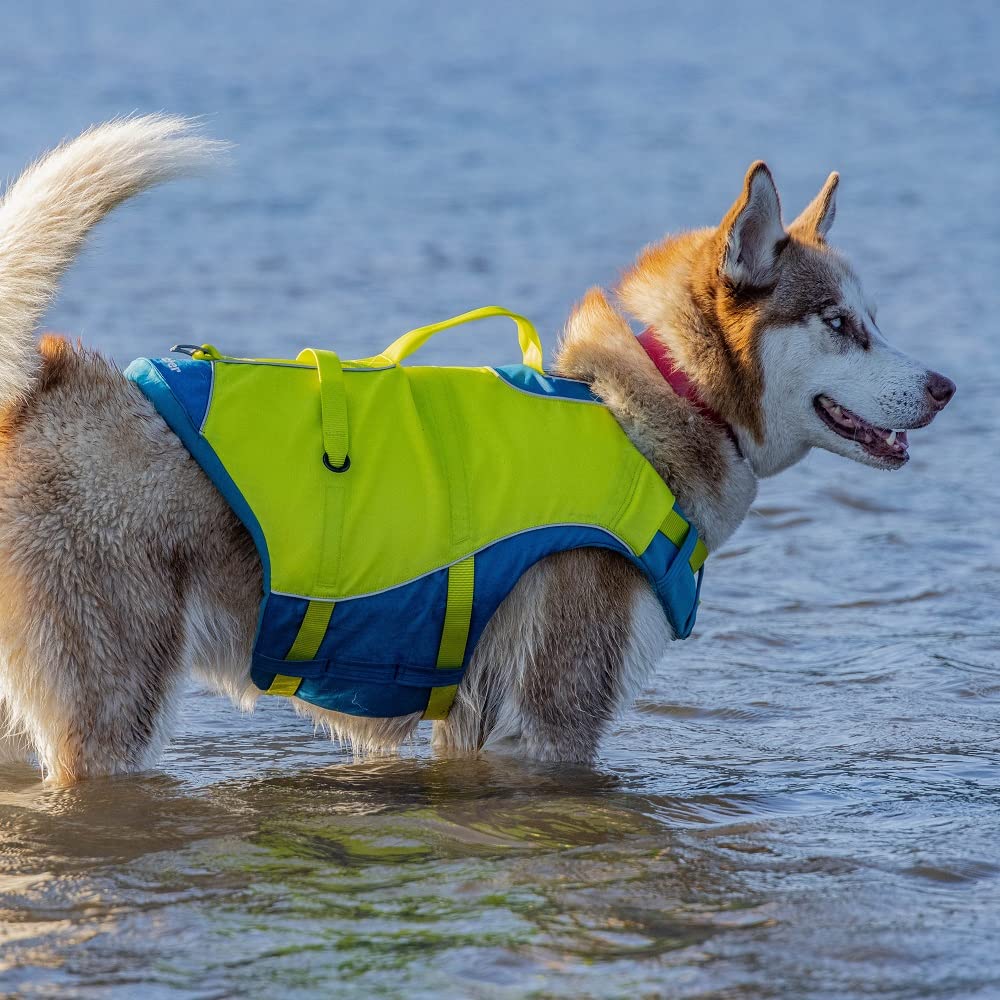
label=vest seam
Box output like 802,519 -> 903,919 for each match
199,361 -> 216,434
254,655 -> 465,681
205,358 -> 397,372
441,384 -> 472,548
410,378 -> 465,555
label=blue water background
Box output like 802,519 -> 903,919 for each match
0,3 -> 998,997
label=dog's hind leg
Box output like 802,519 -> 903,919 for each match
0,339 -> 262,784
0,576 -> 192,784
0,477 -> 197,785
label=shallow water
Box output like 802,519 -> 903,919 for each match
1,2 -> 999,997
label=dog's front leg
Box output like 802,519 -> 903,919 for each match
0,696 -> 33,765
434,550 -> 664,762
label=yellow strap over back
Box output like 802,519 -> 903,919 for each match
382,306 -> 545,373
297,348 -> 350,469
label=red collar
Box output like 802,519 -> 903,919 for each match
637,327 -> 742,455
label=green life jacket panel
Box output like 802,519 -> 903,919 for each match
125,307 -> 707,719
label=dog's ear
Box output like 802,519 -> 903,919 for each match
789,171 -> 839,243
719,161 -> 785,290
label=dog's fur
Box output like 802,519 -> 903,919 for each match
0,118 -> 954,783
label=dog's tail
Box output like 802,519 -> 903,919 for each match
0,115 -> 224,412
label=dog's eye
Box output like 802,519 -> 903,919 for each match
825,315 -> 844,331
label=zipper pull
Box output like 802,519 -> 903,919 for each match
171,343 -> 224,361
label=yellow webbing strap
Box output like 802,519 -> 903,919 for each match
297,348 -> 350,469
660,509 -> 709,573
423,556 -> 475,719
265,674 -> 303,697
382,306 -> 545,374
265,599 -> 336,697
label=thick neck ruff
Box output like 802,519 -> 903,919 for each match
637,328 -> 743,458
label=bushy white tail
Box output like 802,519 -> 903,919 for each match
0,115 -> 224,410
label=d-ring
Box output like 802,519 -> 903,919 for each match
323,452 -> 351,473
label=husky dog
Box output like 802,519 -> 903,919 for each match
0,118 -> 954,783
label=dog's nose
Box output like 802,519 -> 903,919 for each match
925,371 -> 956,408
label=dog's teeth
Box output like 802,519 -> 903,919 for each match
886,430 -> 897,445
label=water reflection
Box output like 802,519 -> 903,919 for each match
1,756 -> 774,995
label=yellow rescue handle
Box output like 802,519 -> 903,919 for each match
382,305 -> 545,373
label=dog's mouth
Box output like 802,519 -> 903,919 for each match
814,394 -> 909,466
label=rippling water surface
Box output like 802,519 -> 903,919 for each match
1,3 -> 998,997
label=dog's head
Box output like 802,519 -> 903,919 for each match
620,163 -> 955,477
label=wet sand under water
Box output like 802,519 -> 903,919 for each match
2,2 -> 999,996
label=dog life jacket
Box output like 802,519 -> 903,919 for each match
125,307 -> 707,720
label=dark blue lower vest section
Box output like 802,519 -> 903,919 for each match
249,521 -> 700,718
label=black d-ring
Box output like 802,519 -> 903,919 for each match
323,452 -> 351,473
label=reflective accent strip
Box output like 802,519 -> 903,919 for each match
660,509 -> 709,573
266,599 -> 336,698
199,361 -> 215,433
423,556 -> 475,719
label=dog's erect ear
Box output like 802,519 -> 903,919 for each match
789,171 -> 839,243
720,161 -> 785,290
